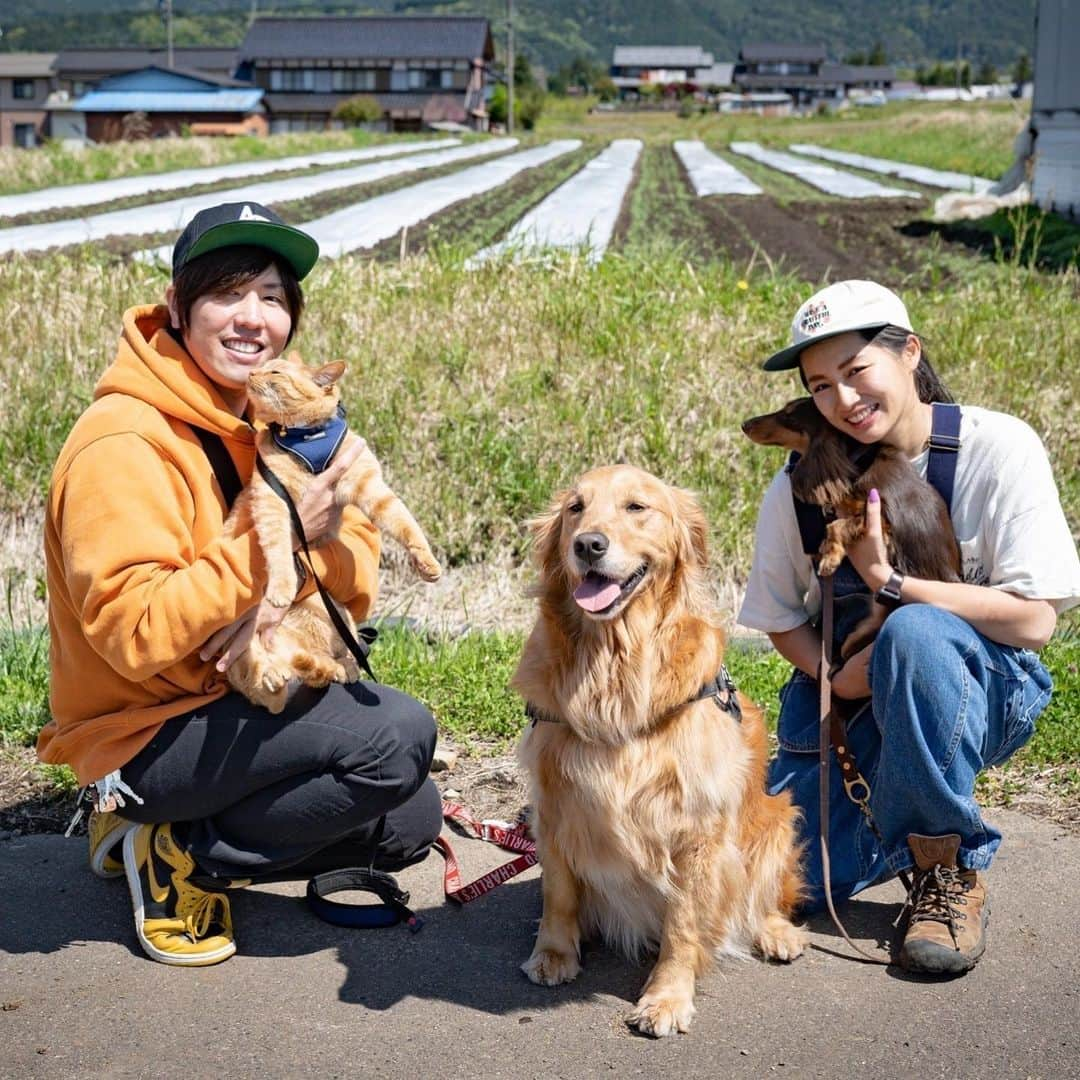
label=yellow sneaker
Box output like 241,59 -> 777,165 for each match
88,809 -> 136,879
123,823 -> 236,967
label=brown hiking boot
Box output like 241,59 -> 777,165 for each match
898,834 -> 989,974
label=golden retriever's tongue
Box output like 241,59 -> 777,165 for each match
573,575 -> 621,612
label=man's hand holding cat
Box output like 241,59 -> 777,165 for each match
291,436 -> 368,548
201,598 -> 290,673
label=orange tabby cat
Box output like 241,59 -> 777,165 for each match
223,352 -> 441,712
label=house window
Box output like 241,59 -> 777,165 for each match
13,123 -> 37,148
13,79 -> 35,100
408,69 -> 443,90
332,69 -> 377,92
269,69 -> 315,92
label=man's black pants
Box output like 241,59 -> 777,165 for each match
117,681 -> 441,881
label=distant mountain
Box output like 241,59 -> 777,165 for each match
0,0 -> 1036,72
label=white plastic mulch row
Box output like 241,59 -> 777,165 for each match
0,139 -> 458,221
674,140 -> 762,196
0,139 -> 517,257
469,139 -> 640,265
728,142 -> 917,199
788,144 -> 993,194
304,140 -> 582,258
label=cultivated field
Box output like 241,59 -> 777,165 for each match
1,100 -> 1078,824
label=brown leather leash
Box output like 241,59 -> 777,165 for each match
818,573 -> 910,965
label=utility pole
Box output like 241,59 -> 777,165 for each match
159,0 -> 174,69
506,0 -> 514,135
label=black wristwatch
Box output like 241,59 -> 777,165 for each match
875,569 -> 905,609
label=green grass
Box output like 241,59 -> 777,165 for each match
4,622 -> 1078,796
539,99 -> 1029,182
0,129 -> 453,197
370,622 -> 526,748
4,246 -> 1075,580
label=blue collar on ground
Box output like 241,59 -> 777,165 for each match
269,405 -> 348,474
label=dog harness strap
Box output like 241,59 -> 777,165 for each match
255,455 -> 378,682
927,402 -> 962,513
525,665 -> 742,729
269,405 -> 348,475
687,665 -> 742,722
436,801 -> 538,904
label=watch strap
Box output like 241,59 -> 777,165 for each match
875,569 -> 905,609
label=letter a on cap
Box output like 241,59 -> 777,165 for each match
239,204 -> 271,223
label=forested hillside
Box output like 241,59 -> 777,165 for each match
0,0 -> 1036,73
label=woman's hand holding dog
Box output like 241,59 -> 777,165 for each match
839,488 -> 894,594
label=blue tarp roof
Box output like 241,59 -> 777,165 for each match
74,88 -> 264,112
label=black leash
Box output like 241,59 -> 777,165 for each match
192,428 -> 411,931
256,454 -> 377,682
255,453 -> 429,932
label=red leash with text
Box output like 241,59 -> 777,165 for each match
435,801 -> 538,903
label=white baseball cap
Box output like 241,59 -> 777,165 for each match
762,280 -> 914,371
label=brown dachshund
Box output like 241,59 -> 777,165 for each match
742,397 -> 961,658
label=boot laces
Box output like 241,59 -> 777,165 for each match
901,864 -> 970,947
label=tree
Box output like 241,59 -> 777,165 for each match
594,75 -> 617,102
975,60 -> 998,85
1013,51 -> 1033,86
844,50 -> 866,66
867,41 -> 887,65
549,55 -> 604,96
488,83 -> 509,124
489,83 -> 544,130
513,51 -> 537,90
333,95 -> 383,126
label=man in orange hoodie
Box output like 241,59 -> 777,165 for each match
38,202 -> 440,966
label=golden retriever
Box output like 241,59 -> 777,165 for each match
513,465 -> 806,1037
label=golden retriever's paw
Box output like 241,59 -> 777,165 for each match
628,994 -> 696,1038
756,914 -> 807,962
521,947 -> 581,986
411,549 -> 442,582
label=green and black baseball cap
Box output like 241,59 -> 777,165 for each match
172,201 -> 320,280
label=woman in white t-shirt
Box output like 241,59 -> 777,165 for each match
738,280 -> 1080,975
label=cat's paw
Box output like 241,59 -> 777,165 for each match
260,664 -> 291,693
264,586 -> 294,608
411,549 -> 442,582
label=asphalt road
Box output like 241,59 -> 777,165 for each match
2,808 -> 1077,1079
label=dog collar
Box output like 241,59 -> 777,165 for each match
269,405 -> 348,474
526,665 -> 741,728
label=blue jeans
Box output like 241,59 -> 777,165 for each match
768,603 -> 1053,913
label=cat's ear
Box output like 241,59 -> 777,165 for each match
312,361 -> 346,388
